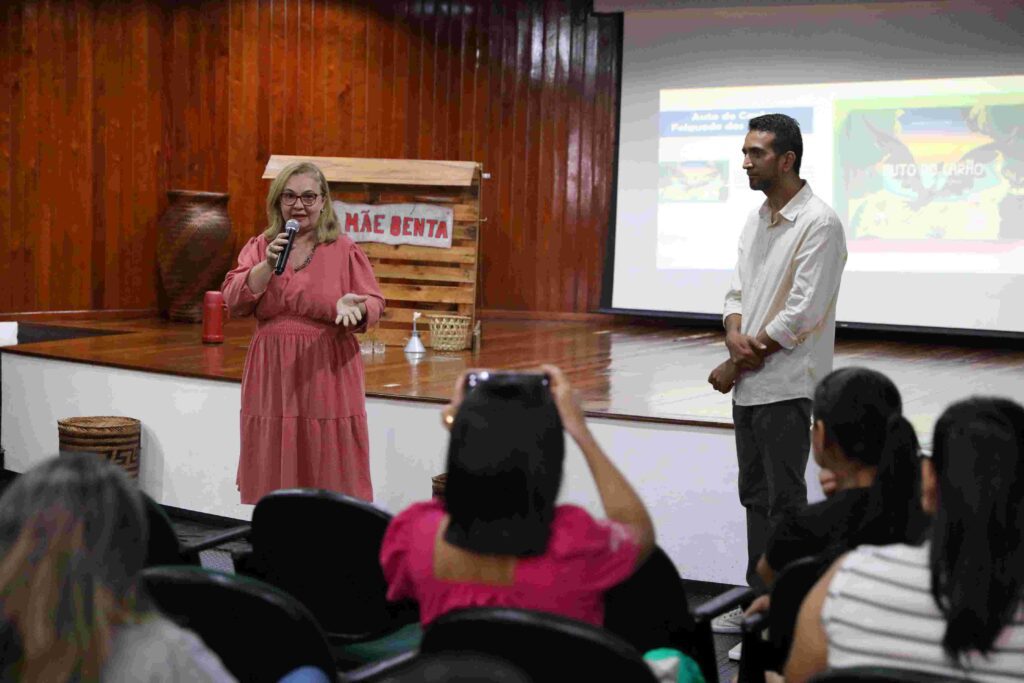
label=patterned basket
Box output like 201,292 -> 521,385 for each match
57,416 -> 142,480
427,314 -> 472,351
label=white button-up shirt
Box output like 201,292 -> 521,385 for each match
723,182 -> 848,406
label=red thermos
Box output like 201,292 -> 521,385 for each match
202,291 -> 229,343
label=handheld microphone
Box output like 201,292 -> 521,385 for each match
274,219 -> 301,276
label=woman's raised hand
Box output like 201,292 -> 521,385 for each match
440,371 -> 473,430
540,364 -> 588,441
335,293 -> 368,327
265,232 -> 290,269
440,366 -> 589,441
543,363 -> 656,560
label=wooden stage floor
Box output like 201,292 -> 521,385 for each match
4,316 -> 1024,444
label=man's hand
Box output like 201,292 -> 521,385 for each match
708,359 -> 740,394
725,331 -> 767,370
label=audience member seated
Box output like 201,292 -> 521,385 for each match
0,453 -> 237,682
756,367 -> 927,589
0,454 -> 328,683
785,396 -> 1024,682
380,365 -> 656,627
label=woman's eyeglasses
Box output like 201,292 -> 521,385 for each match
280,191 -> 321,207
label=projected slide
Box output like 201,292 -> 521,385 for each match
656,77 -> 1024,277
835,101 -> 1024,244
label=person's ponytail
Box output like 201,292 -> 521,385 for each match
852,413 -> 925,547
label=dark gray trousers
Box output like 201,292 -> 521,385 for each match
732,398 -> 812,590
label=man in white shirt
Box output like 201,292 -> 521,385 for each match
707,114 -> 847,626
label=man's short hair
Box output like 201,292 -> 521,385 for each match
748,113 -> 803,175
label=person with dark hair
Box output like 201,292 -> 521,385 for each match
222,160 -> 385,504
380,365 -> 656,627
0,454 -> 236,682
785,397 -> 1024,682
708,113 -> 847,632
754,367 -> 927,586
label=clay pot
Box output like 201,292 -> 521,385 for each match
157,191 -> 233,322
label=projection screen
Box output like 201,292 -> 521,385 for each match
607,1 -> 1024,336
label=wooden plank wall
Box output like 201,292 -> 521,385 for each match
339,180 -> 481,347
0,0 -> 621,316
0,0 -> 165,313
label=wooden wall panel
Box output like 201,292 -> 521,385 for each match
0,2 -> 12,313
0,0 -> 621,316
0,0 -> 165,314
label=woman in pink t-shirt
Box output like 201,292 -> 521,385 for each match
380,365 -> 656,627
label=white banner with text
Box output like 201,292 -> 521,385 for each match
333,201 -> 454,248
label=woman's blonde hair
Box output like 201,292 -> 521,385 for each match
262,161 -> 340,244
0,454 -> 151,681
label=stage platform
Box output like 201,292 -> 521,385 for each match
3,315 -> 1023,584
3,316 -> 1023,437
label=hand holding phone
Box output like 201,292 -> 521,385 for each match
443,369 -> 554,431
539,365 -> 587,441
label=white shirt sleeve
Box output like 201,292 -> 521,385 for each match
723,225 -> 747,322
764,216 -> 847,349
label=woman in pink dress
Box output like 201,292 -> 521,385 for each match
222,161 -> 385,504
380,365 -> 656,627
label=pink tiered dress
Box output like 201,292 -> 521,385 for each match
222,233 -> 385,504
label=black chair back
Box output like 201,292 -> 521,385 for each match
420,607 -> 659,683
810,665 -> 974,682
345,652 -> 532,683
604,545 -> 701,655
768,554 -> 832,668
142,492 -> 190,566
240,488 -> 416,641
142,565 -> 337,683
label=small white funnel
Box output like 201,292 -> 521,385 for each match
404,311 -> 426,354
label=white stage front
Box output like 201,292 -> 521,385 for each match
1,351 -> 824,586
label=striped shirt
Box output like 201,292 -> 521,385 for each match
822,543 -> 1024,681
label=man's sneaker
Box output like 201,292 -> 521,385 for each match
711,606 -> 745,634
728,642 -> 743,661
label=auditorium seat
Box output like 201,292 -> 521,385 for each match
231,488 -> 420,669
419,606 -> 660,682
142,491 -> 250,567
142,565 -> 338,683
737,554 -> 832,682
341,652 -> 531,683
604,544 -> 750,683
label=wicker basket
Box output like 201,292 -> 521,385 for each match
427,314 -> 472,351
57,416 -> 141,480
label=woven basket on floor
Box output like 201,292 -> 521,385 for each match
427,314 -> 472,351
57,416 -> 141,480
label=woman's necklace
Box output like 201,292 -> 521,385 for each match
293,241 -> 318,272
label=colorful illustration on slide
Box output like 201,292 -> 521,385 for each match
834,99 -> 1024,247
659,161 -> 729,202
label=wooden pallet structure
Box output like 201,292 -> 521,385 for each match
263,155 -> 483,348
